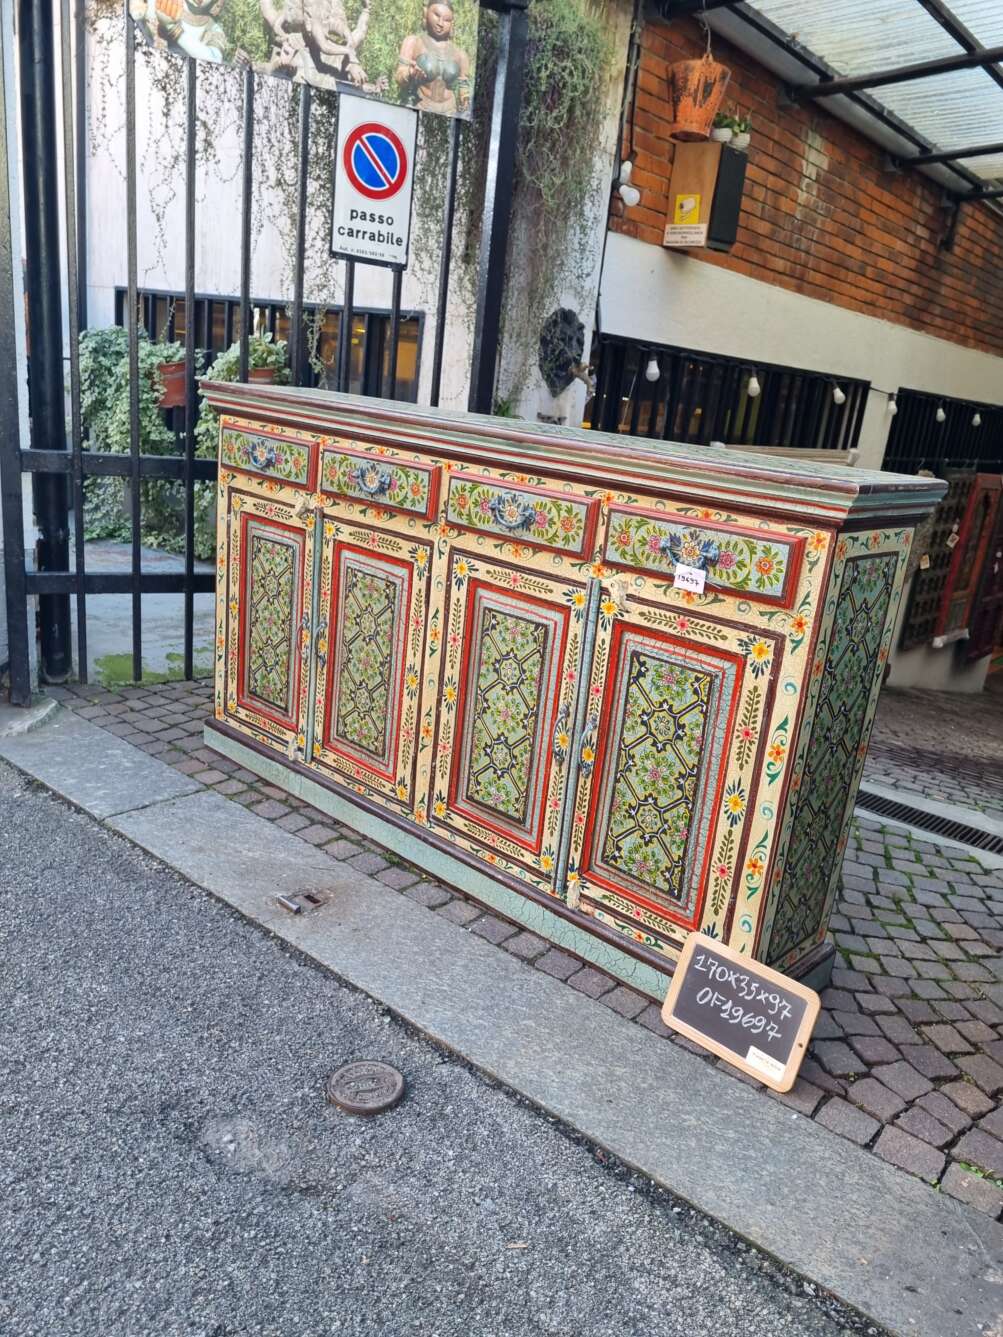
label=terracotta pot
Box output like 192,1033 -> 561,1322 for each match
248,367 -> 277,383
158,359 -> 186,409
667,55 -> 731,143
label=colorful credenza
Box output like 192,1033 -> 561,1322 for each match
203,383 -> 945,999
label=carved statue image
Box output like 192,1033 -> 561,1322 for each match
396,1 -> 471,116
259,0 -> 377,87
129,0 -> 228,62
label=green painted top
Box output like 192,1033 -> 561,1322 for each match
203,381 -> 947,528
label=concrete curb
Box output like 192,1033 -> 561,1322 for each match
2,708 -> 1001,1337
0,695 -> 58,738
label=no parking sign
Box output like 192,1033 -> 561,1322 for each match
331,96 -> 418,270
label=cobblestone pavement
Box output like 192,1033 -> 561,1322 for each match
864,685 -> 1003,818
50,678 -> 1003,1222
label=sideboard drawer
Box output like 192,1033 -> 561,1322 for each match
320,441 -> 440,520
445,473 -> 599,558
220,419 -> 317,490
604,505 -> 806,609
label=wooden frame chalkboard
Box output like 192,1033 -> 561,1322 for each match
661,933 -> 820,1093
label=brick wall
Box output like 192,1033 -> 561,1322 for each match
612,17 -> 1003,358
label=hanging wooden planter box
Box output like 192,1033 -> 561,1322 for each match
663,141 -> 747,252
667,54 -> 731,142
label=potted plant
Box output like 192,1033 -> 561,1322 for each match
666,51 -> 731,142
243,330 -> 289,384
157,343 -> 189,407
732,111 -> 752,151
710,111 -> 733,144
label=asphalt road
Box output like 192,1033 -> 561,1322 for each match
0,759 -> 879,1337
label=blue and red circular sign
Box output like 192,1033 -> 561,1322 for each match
343,122 -> 409,201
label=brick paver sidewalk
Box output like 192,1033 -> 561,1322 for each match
48,677 -> 1003,1220
865,685 -> 1003,819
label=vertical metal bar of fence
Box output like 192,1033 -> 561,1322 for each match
468,1 -> 528,414
19,0 -> 72,681
338,261 -> 355,393
386,268 -> 402,400
239,68 -> 254,381
429,117 -> 460,408
0,5 -> 30,704
75,0 -> 87,329
60,0 -> 86,683
289,83 -> 311,387
124,4 -> 142,682
182,56 -> 197,679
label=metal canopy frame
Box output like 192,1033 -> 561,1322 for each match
657,0 -> 1003,206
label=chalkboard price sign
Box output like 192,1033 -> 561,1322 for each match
661,934 -> 820,1092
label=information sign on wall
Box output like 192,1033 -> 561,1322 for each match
661,933 -> 820,1092
331,96 -> 417,269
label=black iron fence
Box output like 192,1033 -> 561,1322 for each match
1,0 -> 529,706
586,334 -> 870,453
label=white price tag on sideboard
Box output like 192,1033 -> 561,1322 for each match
673,563 -> 706,594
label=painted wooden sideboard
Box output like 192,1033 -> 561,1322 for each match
203,382 -> 946,999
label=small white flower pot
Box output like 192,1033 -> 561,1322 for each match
732,131 -> 751,151
710,127 -> 733,143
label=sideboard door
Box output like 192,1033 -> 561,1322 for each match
310,516 -> 434,814
560,596 -> 780,955
427,551 -> 587,896
220,486 -> 314,755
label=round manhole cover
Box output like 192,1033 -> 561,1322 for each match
326,1061 -> 406,1116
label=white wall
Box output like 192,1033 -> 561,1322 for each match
599,231 -> 1003,472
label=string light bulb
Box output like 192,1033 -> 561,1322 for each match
617,157 -> 640,208
832,384 -> 846,406
973,411 -> 982,428
936,404 -> 947,424
747,372 -> 761,399
887,396 -> 898,416
644,356 -> 660,383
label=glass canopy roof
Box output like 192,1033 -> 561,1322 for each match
695,0 -> 1003,196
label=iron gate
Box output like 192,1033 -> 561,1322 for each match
0,0 -> 528,707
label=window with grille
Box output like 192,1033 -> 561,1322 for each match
585,335 -> 869,452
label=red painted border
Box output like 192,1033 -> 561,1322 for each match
580,619 -> 746,936
320,443 -> 441,522
445,473 -> 600,560
321,541 -> 414,786
235,511 -> 306,735
447,576 -> 571,856
220,416 -> 319,491
604,503 -> 807,611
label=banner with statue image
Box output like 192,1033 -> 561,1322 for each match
129,0 -> 477,119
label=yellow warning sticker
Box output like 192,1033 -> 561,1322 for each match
674,193 -> 701,224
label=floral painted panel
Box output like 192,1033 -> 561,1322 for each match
605,507 -> 802,607
241,520 -> 303,723
221,425 -> 312,486
582,626 -> 741,928
321,446 -> 438,518
328,552 -> 409,776
452,588 -> 565,848
768,553 -> 898,965
446,475 -> 597,556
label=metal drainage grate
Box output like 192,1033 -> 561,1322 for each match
855,789 -> 1003,855
276,892 -> 327,915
